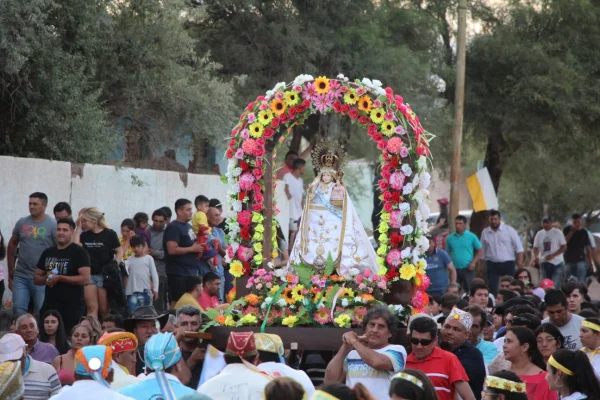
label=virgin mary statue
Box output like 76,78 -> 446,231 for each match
288,140 -> 379,276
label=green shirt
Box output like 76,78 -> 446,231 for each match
446,230 -> 482,269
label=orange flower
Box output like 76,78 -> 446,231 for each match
215,315 -> 226,325
270,99 -> 287,115
361,293 -> 375,302
357,95 -> 373,113
245,294 -> 260,306
282,288 -> 295,304
314,76 -> 331,95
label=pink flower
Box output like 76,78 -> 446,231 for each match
255,283 -> 263,290
254,192 -> 264,204
252,168 -> 262,180
236,245 -> 254,262
239,172 -> 256,191
259,102 -> 269,111
302,83 -> 317,101
246,277 -> 255,288
313,94 -> 332,113
313,307 -> 332,324
355,275 -> 364,284
363,270 -> 371,278
386,249 -> 402,267
356,87 -> 365,96
255,268 -> 267,276
237,210 -> 252,227
266,282 -> 272,289
330,80 -> 343,98
234,149 -> 244,160
255,146 -> 265,158
373,100 -> 382,108
394,125 -> 406,135
387,137 -> 403,154
275,91 -> 284,100
390,210 -> 402,229
358,283 -> 367,290
377,281 -> 387,290
248,113 -> 256,123
264,274 -> 272,282
241,139 -> 259,156
389,172 -> 405,190
226,245 -> 234,259
384,112 -> 395,121
399,146 -> 409,158
411,290 -> 427,309
293,85 -> 302,92
241,129 -> 250,139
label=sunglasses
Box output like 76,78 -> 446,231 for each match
410,337 -> 434,346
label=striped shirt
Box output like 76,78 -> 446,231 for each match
23,357 -> 61,400
406,346 -> 469,400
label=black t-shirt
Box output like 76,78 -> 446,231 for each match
80,229 -> 120,275
563,226 -> 591,263
36,243 -> 91,304
163,220 -> 201,276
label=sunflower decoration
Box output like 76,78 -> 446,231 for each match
357,95 -> 373,113
284,90 -> 300,106
314,76 -> 330,95
381,121 -> 396,137
270,99 -> 287,116
282,287 -> 296,304
340,287 -> 355,298
249,122 -> 264,138
370,108 -> 385,124
291,284 -> 305,302
343,88 -> 358,104
258,110 -> 274,126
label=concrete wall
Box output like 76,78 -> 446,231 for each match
0,156 -> 290,280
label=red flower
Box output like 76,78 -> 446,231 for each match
288,107 -> 298,119
240,226 -> 251,240
395,95 -> 404,107
254,192 -> 264,203
390,232 -> 404,247
378,179 -> 389,191
252,168 -> 262,179
372,132 -> 383,142
368,124 -> 378,135
416,145 -> 428,156
255,146 -> 265,158
389,158 -> 399,169
333,101 -> 343,113
302,100 -> 311,108
243,263 -> 251,275
279,113 -> 289,123
385,268 -> 399,281
256,138 -> 265,147
377,140 -> 387,150
270,118 -> 280,129
295,105 -> 305,113
239,192 -> 246,201
349,108 -> 359,120
383,202 -> 393,213
391,192 -> 401,204
358,116 -> 370,125
256,96 -> 265,101
255,159 -> 263,168
226,149 -> 233,159
252,183 -> 262,192
381,169 -> 391,180
263,128 -> 275,139
231,128 -> 239,137
246,102 -> 255,111
341,104 -> 350,114
252,203 -> 263,212
385,87 -> 394,95
383,191 -> 393,202
240,160 -> 249,171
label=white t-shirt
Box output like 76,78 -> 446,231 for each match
283,172 -> 304,220
534,228 -> 567,265
581,349 -> 600,380
259,362 -> 315,398
343,344 -> 407,400
197,363 -> 272,400
542,313 -> 584,350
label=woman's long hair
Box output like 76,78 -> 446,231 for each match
534,323 -> 565,350
39,310 -> 70,354
78,316 -> 102,344
485,370 -> 528,400
509,326 -> 546,370
82,207 -> 109,229
550,349 -> 600,398
389,368 -> 438,400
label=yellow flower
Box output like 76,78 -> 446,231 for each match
258,110 -> 274,126
378,266 -> 388,276
255,224 -> 265,233
334,314 -> 351,328
357,95 -> 373,113
370,108 -> 385,124
282,288 -> 295,304
379,233 -> 389,244
381,121 -> 396,137
284,90 -> 300,106
376,245 -> 388,256
399,263 -> 416,280
238,314 -> 257,326
249,122 -> 264,138
377,256 -> 385,266
252,212 -> 264,223
313,291 -> 323,304
225,315 -> 235,327
253,253 -> 263,264
270,285 -> 280,295
343,88 -> 358,104
270,99 -> 287,115
416,259 -> 427,270
292,285 -> 305,302
271,250 -> 279,259
380,212 -> 391,222
314,76 -> 330,94
282,316 -> 299,327
379,221 -> 389,233
341,288 -> 355,298
253,242 -> 263,253
252,232 -> 263,241
230,260 -> 244,278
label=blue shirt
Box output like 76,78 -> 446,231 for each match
476,338 -> 498,365
452,342 -> 486,400
446,230 -> 482,269
425,248 -> 452,294
163,220 -> 207,276
118,373 -> 199,400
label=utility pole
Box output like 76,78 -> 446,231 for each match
449,0 -> 468,233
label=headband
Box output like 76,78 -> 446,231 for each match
485,376 -> 526,393
548,355 -> 573,376
392,372 -> 424,390
582,320 -> 600,332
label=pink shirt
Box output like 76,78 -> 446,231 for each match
198,291 -> 220,310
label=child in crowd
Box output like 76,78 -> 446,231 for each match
133,212 -> 151,244
125,235 -> 159,314
192,195 -> 210,235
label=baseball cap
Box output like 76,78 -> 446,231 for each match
0,334 -> 26,362
540,279 -> 554,289
486,313 -> 494,326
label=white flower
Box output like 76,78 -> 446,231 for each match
228,158 -> 237,169
273,81 -> 286,91
354,297 -> 363,304
293,74 -> 314,86
402,183 -> 414,195
349,268 -> 360,277
274,268 -> 287,278
261,302 -> 268,310
289,304 -> 296,310
232,167 -> 242,178
416,235 -> 429,253
231,242 -> 240,253
266,89 -> 274,98
401,247 -> 412,259
336,73 -> 349,82
399,203 -> 411,216
417,156 -> 427,170
418,199 -> 431,220
401,164 -> 412,177
265,297 -> 273,305
232,201 -> 242,212
316,302 -> 325,309
227,183 -> 240,195
393,304 -> 404,312
278,299 -> 287,307
361,78 -> 385,95
400,225 -> 414,236
419,172 -> 431,189
341,298 -> 349,307
228,222 -> 240,234
361,78 -> 373,87
225,254 -> 232,263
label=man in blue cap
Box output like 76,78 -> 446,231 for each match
118,333 -> 209,400
50,345 -> 134,399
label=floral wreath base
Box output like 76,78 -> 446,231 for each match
223,74 -> 434,316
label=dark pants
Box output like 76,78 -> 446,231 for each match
486,260 -> 516,295
167,274 -> 188,305
153,275 -> 169,313
456,268 -> 474,293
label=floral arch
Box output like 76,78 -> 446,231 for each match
223,74 -> 434,315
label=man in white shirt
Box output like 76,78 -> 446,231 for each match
533,217 -> 567,289
324,307 -> 407,400
51,345 -> 133,400
198,331 -> 272,400
542,289 -> 584,350
283,158 -> 306,247
480,210 -> 524,295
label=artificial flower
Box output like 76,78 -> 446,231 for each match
282,288 -> 295,304
292,285 -> 305,302
284,90 -> 300,106
282,316 -> 299,327
341,287 -> 355,298
245,294 -> 260,306
253,242 -> 263,253
381,121 -> 396,137
253,253 -> 263,264
270,99 -> 287,116
225,315 -> 236,327
386,137 -> 403,153
314,76 -> 330,94
343,88 -> 358,104
370,108 -> 385,124
353,307 -> 368,324
334,314 -> 351,328
215,315 -> 226,325
399,263 -> 416,280
258,110 -> 274,126
230,260 -> 244,278
238,314 -> 257,326
252,231 -> 263,241
341,298 -> 349,307
270,284 -> 280,295
357,95 -> 373,113
313,307 -> 332,324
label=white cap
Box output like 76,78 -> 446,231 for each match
0,334 -> 26,362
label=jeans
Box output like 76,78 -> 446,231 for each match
456,268 -> 474,293
153,276 -> 169,313
486,260 -> 516,296
127,291 -> 151,314
566,261 -> 589,283
540,262 -> 565,289
13,275 -> 45,316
